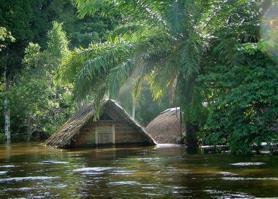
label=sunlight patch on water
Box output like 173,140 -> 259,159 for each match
205,189 -> 253,199
222,177 -> 278,181
164,167 -> 191,175
108,181 -> 141,186
0,171 -> 8,175
155,144 -> 182,148
142,185 -> 157,190
230,162 -> 265,166
218,171 -> 238,176
256,198 -> 278,199
164,185 -> 190,194
0,176 -> 59,183
142,192 -> 164,197
73,167 -> 114,172
73,167 -> 136,176
0,164 -> 16,168
40,161 -> 69,164
56,184 -> 67,189
136,157 -> 161,161
6,187 -> 37,192
81,172 -> 104,176
110,169 -> 136,175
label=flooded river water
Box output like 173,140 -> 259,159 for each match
0,143 -> 278,198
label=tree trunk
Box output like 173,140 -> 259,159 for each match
179,109 -> 184,144
185,121 -> 199,153
3,63 -> 11,144
26,117 -> 32,142
132,97 -> 136,119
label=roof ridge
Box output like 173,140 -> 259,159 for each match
160,107 -> 180,114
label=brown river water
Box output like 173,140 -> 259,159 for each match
0,143 -> 278,199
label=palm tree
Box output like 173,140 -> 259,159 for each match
60,0 -> 251,151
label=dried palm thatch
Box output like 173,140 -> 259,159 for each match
45,105 -> 95,148
146,107 -> 181,144
45,99 -> 156,148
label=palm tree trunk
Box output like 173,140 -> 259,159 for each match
3,63 -> 11,144
185,121 -> 198,153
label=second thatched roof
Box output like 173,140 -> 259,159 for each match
146,107 -> 181,144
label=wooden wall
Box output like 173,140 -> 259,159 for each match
74,121 -> 96,147
114,123 -> 146,144
73,119 -> 148,148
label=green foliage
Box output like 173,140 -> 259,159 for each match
47,22 -> 69,59
0,0 -> 68,77
0,22 -> 74,140
75,0 -> 114,18
0,27 -> 15,52
197,1 -> 278,154
201,43 -> 278,155
0,0 -> 118,78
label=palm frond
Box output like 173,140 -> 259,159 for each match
110,23 -> 148,37
166,0 -> 185,38
75,0 -> 114,17
132,0 -> 170,31
72,28 -> 170,100
75,41 -> 135,100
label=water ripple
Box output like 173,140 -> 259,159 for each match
73,167 -> 113,172
0,176 -> 59,183
230,162 -> 265,166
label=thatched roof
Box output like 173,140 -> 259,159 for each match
45,99 -> 156,148
146,107 -> 181,144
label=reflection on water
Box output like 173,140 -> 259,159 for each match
230,162 -> 265,166
0,143 -> 277,198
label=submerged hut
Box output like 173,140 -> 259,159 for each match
45,99 -> 156,148
146,107 -> 182,144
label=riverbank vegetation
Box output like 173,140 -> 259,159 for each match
0,0 -> 277,154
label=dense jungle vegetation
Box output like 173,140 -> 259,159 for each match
0,0 -> 277,154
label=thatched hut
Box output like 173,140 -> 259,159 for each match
146,107 -> 182,144
45,99 -> 156,148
